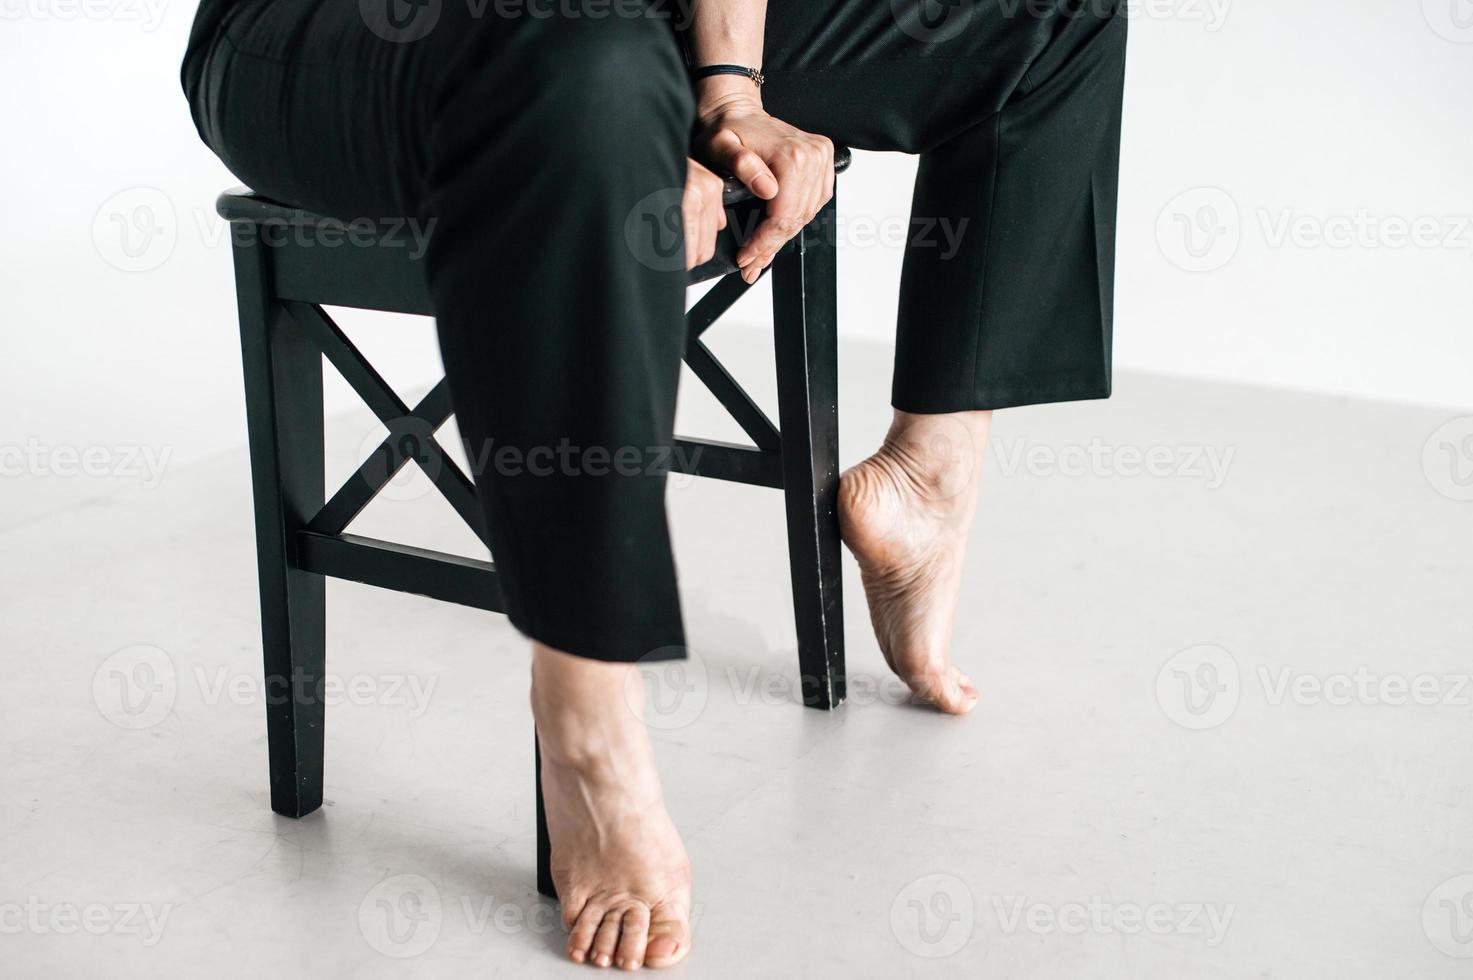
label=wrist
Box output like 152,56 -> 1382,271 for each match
694,75 -> 764,121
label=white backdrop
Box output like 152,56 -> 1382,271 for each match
3,0 -> 1471,527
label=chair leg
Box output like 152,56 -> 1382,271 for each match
234,233 -> 328,818
534,734 -> 558,900
772,198 -> 846,710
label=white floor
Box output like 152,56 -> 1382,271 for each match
2,331 -> 1471,978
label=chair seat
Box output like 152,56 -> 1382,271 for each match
215,146 -> 851,229
213,143 -> 848,294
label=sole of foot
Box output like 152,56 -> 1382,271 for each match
837,414 -> 989,715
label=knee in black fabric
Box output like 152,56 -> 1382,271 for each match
429,12 -> 694,155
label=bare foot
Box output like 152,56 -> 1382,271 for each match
838,410 -> 992,714
531,643 -> 692,970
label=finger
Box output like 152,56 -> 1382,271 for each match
737,210 -> 806,270
683,190 -> 701,269
707,131 -> 778,200
697,201 -> 716,268
703,180 -> 724,265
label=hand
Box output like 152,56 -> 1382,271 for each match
693,93 -> 835,284
683,157 -> 728,271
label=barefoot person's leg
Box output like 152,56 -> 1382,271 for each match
839,410 -> 991,714
762,0 -> 1129,710
184,4 -> 698,967
531,644 -> 691,968
421,22 -> 697,964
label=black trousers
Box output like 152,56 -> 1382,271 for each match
183,0 -> 1127,662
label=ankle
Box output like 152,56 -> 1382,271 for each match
530,643 -> 656,774
875,410 -> 991,504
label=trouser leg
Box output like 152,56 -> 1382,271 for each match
186,5 -> 695,662
423,23 -> 695,662
762,0 -> 1129,412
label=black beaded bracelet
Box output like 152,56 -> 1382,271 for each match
690,64 -> 765,87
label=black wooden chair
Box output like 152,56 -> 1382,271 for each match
218,148 -> 851,898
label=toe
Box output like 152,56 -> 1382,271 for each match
643,905 -> 690,969
615,904 -> 651,970
567,902 -> 606,964
911,667 -> 978,715
591,908 -> 625,968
